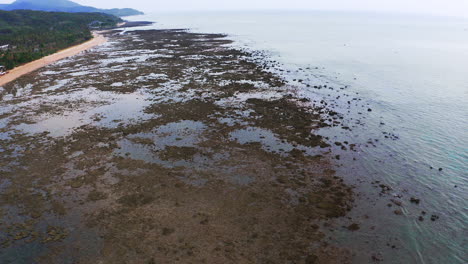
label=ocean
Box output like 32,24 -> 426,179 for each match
126,10 -> 468,263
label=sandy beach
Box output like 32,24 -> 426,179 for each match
0,32 -> 107,87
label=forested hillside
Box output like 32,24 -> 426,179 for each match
0,10 -> 122,69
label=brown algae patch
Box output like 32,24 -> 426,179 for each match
159,146 -> 198,161
0,29 -> 354,263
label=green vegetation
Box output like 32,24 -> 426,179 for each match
0,10 -> 122,70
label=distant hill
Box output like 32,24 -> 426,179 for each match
0,9 -> 122,69
0,0 -> 143,17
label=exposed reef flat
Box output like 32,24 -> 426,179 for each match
0,29 -> 354,263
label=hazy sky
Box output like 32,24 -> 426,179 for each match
1,0 -> 468,17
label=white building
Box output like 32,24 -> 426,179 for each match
0,65 -> 7,75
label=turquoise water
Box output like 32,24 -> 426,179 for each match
127,11 -> 467,263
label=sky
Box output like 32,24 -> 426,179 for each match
1,0 -> 468,18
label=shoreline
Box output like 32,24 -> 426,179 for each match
0,32 -> 107,87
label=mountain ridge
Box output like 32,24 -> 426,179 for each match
0,0 -> 143,17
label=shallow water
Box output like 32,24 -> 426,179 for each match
126,10 -> 468,263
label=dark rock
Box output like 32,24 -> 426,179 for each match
410,197 -> 420,204
162,227 -> 175,236
117,193 -> 154,207
305,254 -> 318,264
378,184 -> 392,193
347,223 -> 360,231
394,209 -> 403,215
372,254 -> 383,262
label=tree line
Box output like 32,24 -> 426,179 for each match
0,10 -> 122,69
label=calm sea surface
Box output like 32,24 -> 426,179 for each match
128,11 -> 467,263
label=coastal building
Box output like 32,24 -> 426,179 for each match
88,20 -> 104,29
0,65 -> 7,76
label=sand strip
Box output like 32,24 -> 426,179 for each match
0,32 -> 107,87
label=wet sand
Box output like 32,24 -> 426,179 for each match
0,30 -> 356,263
0,32 -> 107,87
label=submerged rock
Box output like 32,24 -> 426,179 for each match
347,223 -> 360,231
394,209 -> 403,215
410,197 -> 420,204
